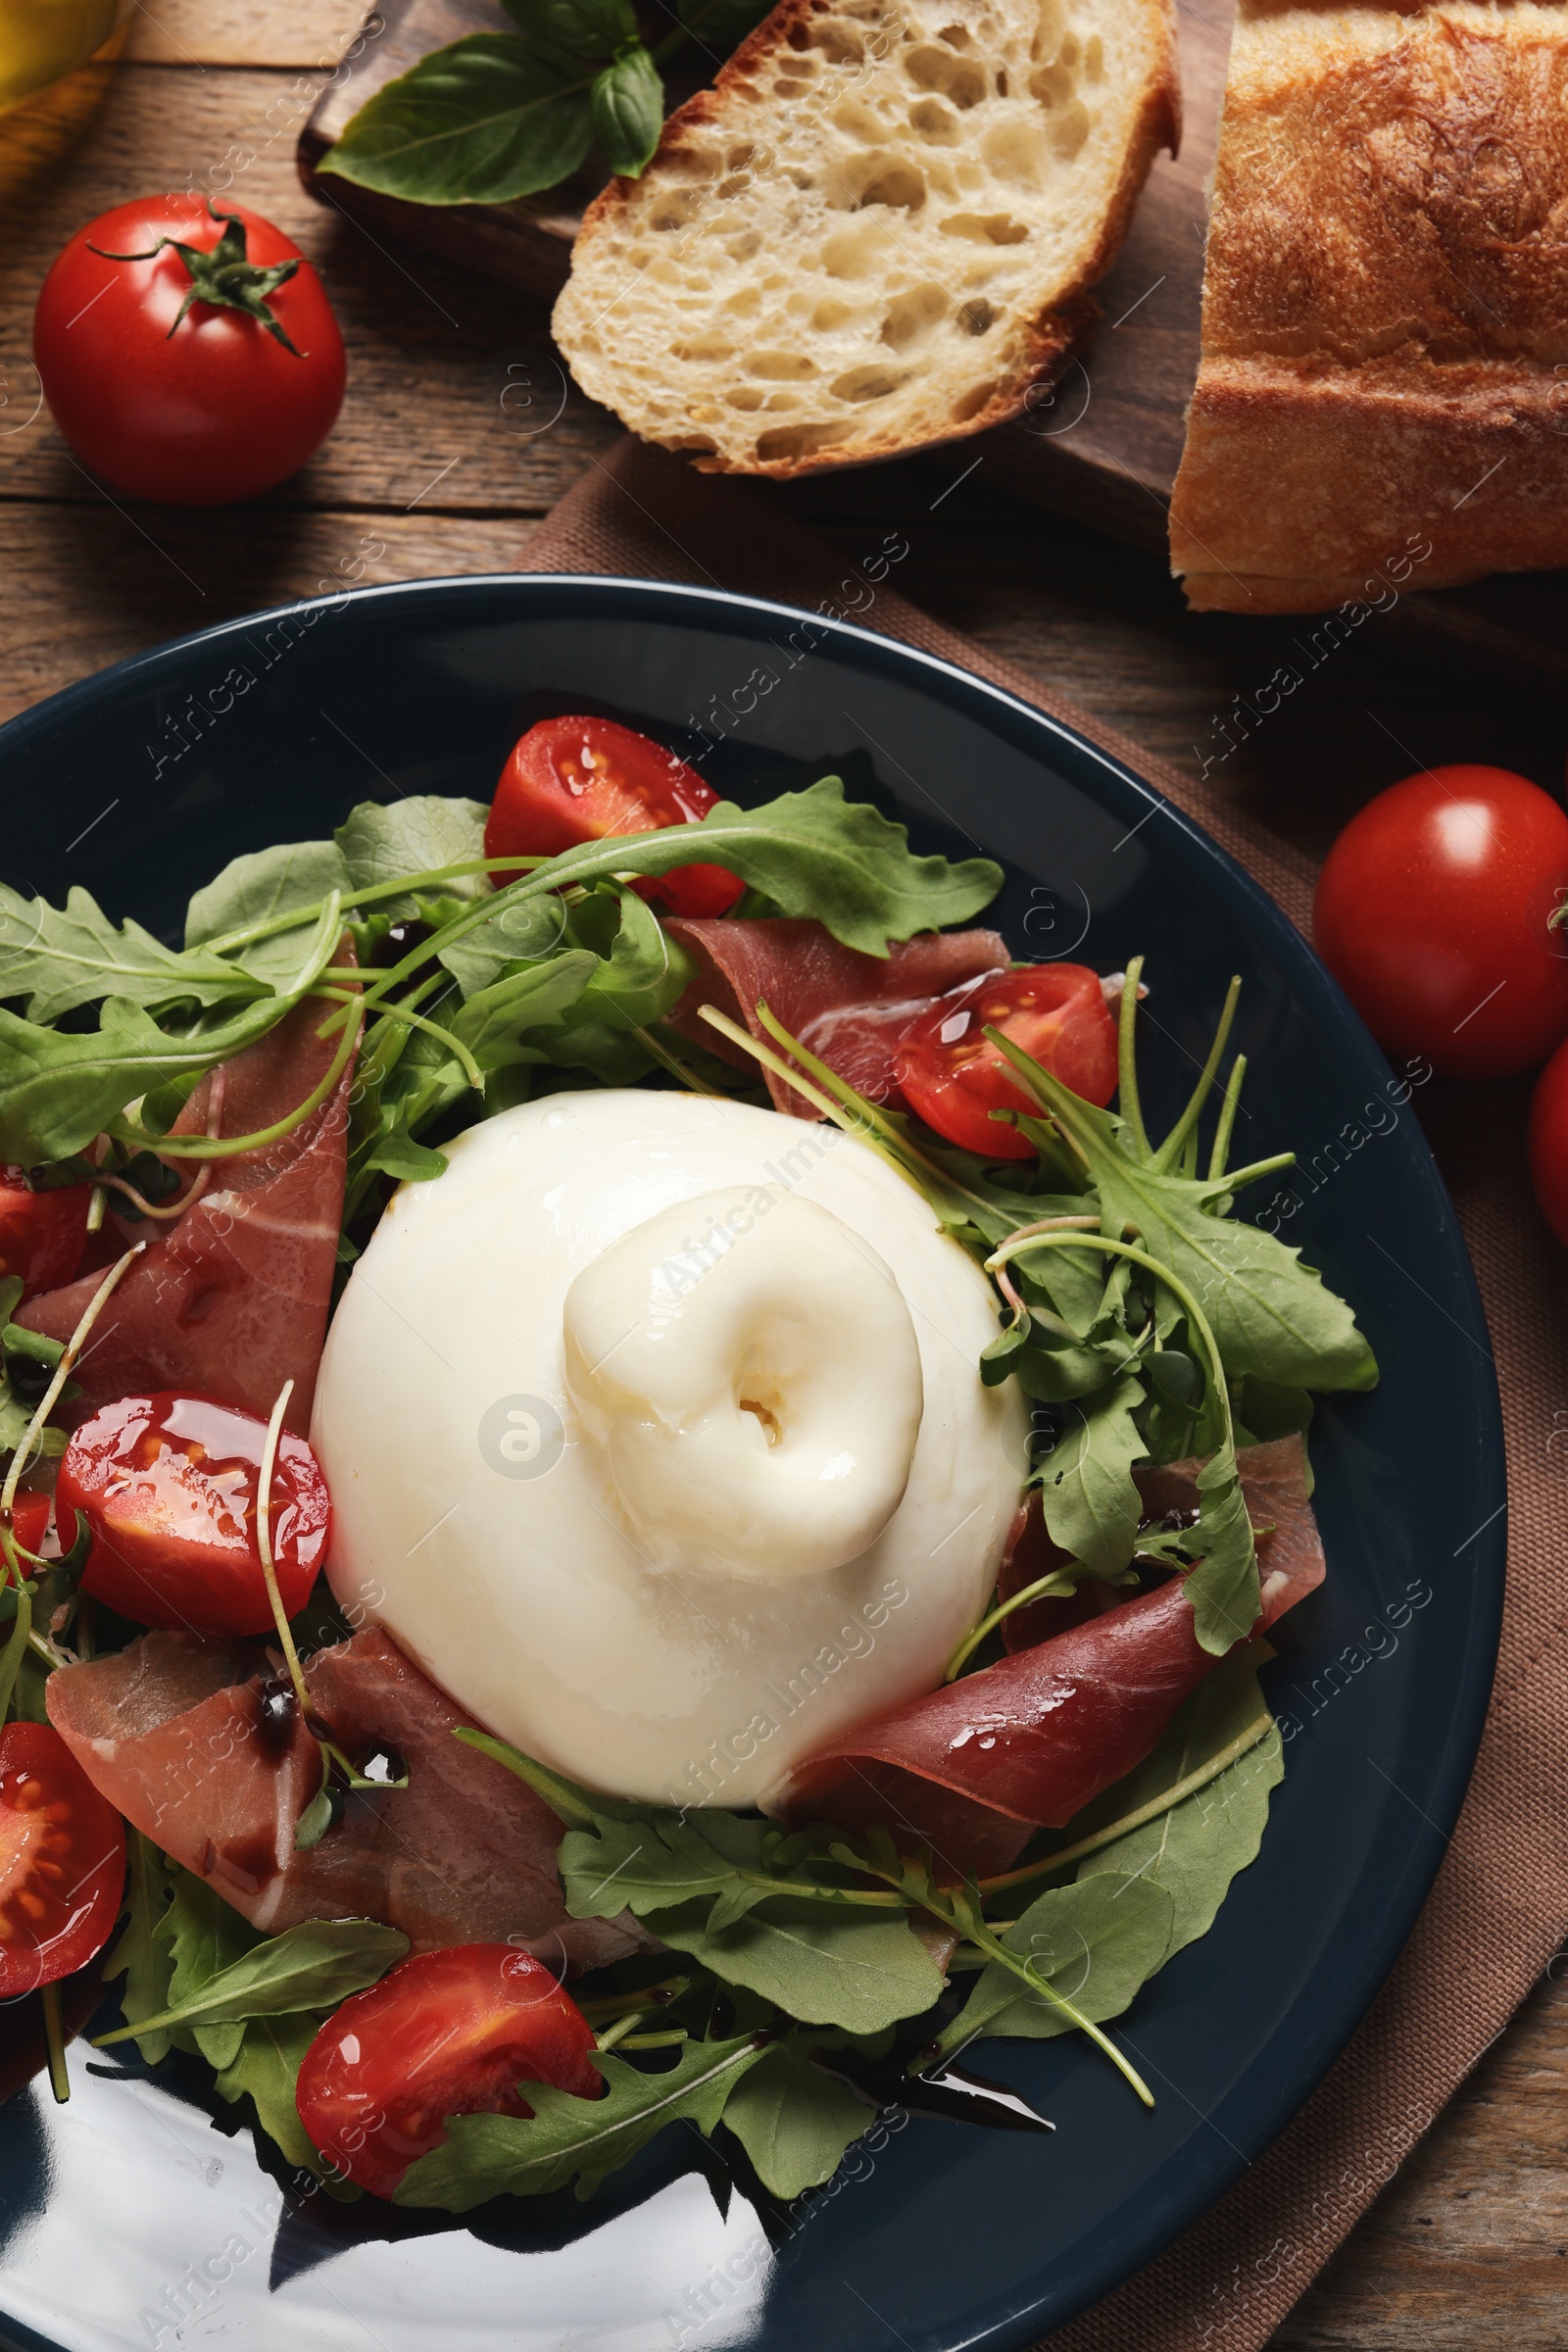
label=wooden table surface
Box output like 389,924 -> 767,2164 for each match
2,9 -> 1566,2345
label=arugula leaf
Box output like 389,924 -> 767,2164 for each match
720,2037 -> 872,2198
1087,1665 -> 1283,1962
157,1871 -> 262,2069
649,1895 -> 943,2035
426,779 -> 998,961
472,1735 -> 944,2034
0,898 -> 341,1163
936,1873 -> 1175,2056
592,44 -> 662,176
396,2035 -> 769,2208
1035,1373 -> 1145,1577
335,799 -> 492,920
97,1911 -> 408,2049
0,883 -> 259,1024
1008,1069 -> 1376,1394
184,839 -> 351,987
320,33 -> 596,205
562,888 -> 694,1032
450,953 -> 599,1074
102,1832 -> 176,2065
214,2011 -> 332,2177
438,896 -> 571,996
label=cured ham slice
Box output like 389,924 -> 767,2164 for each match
998,1434 -> 1325,1652
781,1436 -> 1324,1881
665,917 -> 1009,1118
17,983 -> 356,1434
46,1626 -> 640,1971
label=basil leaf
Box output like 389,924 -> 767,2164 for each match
396,2035 -> 769,2208
214,2010 -> 332,2178
320,33 -> 596,206
335,798 -> 492,920
98,1911 -> 408,2047
1035,1372 -> 1145,1577
184,838 -> 351,988
721,2037 -> 872,2198
0,882 -> 260,1024
102,1832 -> 176,2066
505,0 -> 637,55
592,45 -> 662,177
0,897 -> 341,1163
939,1873 -> 1175,2053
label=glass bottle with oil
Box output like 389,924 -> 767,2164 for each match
0,0 -> 129,112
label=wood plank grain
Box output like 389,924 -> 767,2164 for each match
1270,1970 -> 1568,2349
122,0 -> 368,70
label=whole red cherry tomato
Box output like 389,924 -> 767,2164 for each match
33,196 -> 345,505
894,964 -> 1118,1158
0,1722 -> 125,1995
1529,1034 -> 1568,1246
0,1171 -> 89,1300
1313,766 -> 1568,1080
58,1392 -> 329,1636
485,715 -> 744,918
295,1944 -> 602,2197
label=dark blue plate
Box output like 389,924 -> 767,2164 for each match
0,576 -> 1502,2352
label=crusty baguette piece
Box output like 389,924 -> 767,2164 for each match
553,0 -> 1178,477
1170,0 -> 1568,614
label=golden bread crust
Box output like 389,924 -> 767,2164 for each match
1171,1 -> 1568,612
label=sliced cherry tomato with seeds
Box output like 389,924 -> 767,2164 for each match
58,1392 -> 329,1638
894,964 -> 1118,1159
0,1170 -> 89,1301
485,715 -> 744,918
295,1943 -> 602,2197
0,1722 -> 125,1996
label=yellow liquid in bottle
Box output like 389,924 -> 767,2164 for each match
0,0 -> 127,111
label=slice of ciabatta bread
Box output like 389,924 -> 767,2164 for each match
1170,0 -> 1568,613
553,0 -> 1178,477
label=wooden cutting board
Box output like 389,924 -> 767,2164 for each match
301,0 -> 1568,680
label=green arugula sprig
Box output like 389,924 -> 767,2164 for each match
698,955 -> 1376,1657
319,0 -> 775,209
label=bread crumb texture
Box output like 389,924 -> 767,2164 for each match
1171,0 -> 1568,612
553,0 -> 1177,475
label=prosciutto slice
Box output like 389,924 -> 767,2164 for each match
665,917 -> 1009,1118
45,1626 -> 640,1971
780,1436 -> 1324,1881
18,984 -> 355,1433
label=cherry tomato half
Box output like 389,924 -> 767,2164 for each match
1313,765 -> 1568,1080
5,1493 -> 51,1568
34,196 -> 345,506
0,1722 -> 125,1996
0,1170 -> 89,1301
894,964 -> 1118,1158
485,716 -> 744,918
295,1944 -> 602,2197
1530,1033 -> 1568,1246
58,1392 -> 329,1637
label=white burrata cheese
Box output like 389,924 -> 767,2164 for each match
313,1090 -> 1029,1809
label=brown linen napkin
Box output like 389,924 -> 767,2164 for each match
517,439 -> 1568,2352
